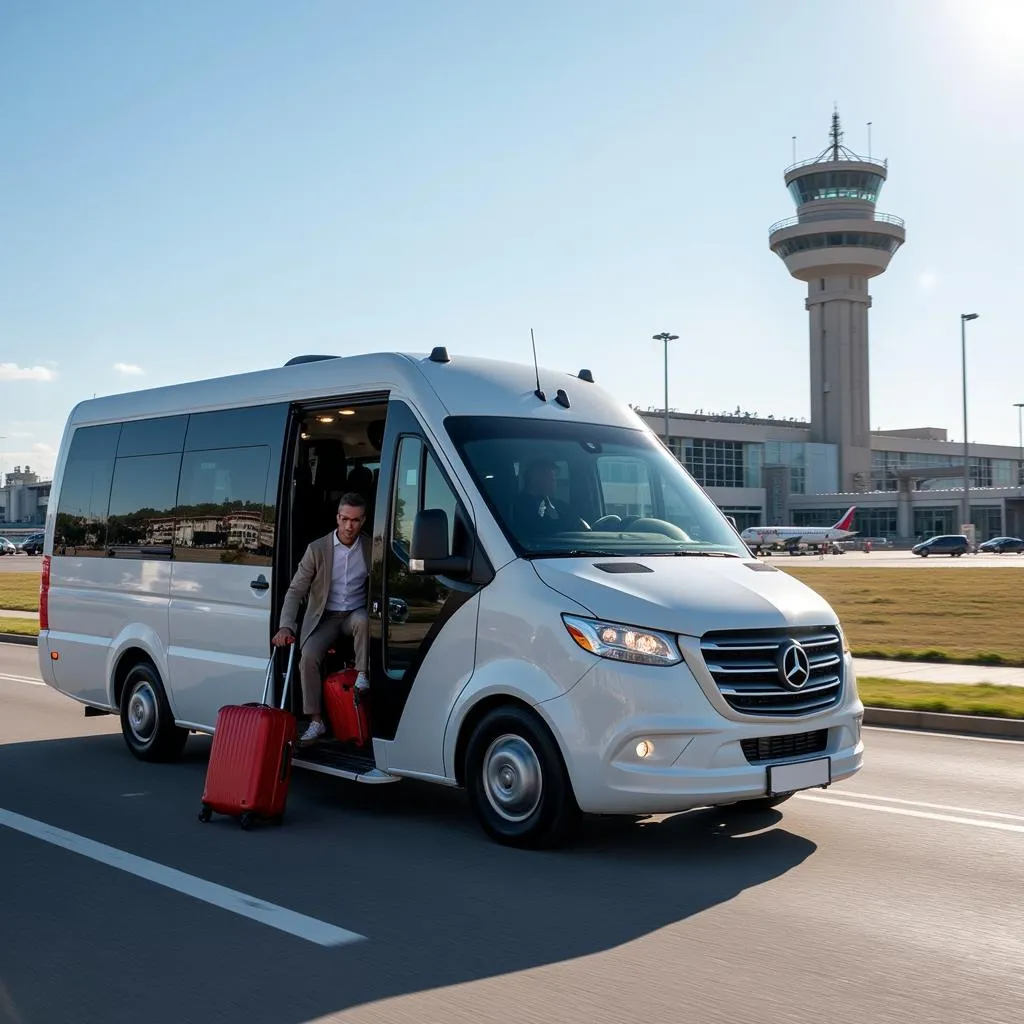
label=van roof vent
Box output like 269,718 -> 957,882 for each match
428,346 -> 451,364
577,368 -> 594,382
284,355 -> 338,366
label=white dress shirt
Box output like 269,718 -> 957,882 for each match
325,532 -> 367,612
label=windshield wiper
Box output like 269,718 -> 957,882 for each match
670,550 -> 743,557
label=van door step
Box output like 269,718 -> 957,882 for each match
292,744 -> 398,784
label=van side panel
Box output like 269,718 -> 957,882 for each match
167,562 -> 274,728
48,558 -> 172,708
376,593 -> 480,778
439,559 -> 597,782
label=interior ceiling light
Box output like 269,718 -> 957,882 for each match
338,409 -> 356,416
317,415 -> 335,423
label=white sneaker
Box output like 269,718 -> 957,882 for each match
354,673 -> 369,691
300,719 -> 326,744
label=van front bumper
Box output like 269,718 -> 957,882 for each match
537,656 -> 864,816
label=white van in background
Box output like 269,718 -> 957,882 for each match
38,349 -> 864,847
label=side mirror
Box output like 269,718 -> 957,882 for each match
409,508 -> 471,576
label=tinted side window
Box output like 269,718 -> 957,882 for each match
106,453 -> 182,557
384,438 -> 469,676
174,447 -> 273,566
185,404 -> 289,452
117,416 -> 188,457
54,423 -> 121,555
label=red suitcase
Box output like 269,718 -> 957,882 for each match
323,668 -> 370,748
199,644 -> 297,829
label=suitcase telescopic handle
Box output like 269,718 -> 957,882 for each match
261,642 -> 297,710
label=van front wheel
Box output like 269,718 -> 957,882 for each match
119,662 -> 188,763
465,706 -> 580,849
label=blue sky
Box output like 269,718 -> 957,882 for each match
2,0 -> 1022,481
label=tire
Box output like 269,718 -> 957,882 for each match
119,661 -> 189,763
464,705 -> 581,849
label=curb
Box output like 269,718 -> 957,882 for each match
0,632 -> 38,647
863,706 -> 1024,740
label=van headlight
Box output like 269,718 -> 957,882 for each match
562,614 -> 682,666
838,625 -> 851,654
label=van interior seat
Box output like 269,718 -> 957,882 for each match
344,464 -> 376,522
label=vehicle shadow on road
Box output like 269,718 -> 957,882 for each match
0,732 -> 818,1024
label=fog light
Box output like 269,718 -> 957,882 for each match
635,739 -> 654,759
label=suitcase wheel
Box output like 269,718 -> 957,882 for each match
198,805 -> 212,823
240,812 -> 255,831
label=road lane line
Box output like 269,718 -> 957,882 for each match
796,794 -> 1024,833
0,807 -> 367,947
0,673 -> 43,686
811,790 -> 1024,821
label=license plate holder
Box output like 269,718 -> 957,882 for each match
767,756 -> 831,796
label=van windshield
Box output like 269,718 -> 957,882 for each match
445,416 -> 749,558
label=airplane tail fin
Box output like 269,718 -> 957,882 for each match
833,506 -> 856,531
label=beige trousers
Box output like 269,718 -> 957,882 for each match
298,609 -> 368,715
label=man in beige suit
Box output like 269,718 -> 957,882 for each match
273,492 -> 371,744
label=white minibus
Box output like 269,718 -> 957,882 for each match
38,349 -> 864,847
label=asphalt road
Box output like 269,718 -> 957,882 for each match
1,641 -> 1022,1024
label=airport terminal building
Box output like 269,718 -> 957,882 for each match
633,409 -> 1024,544
637,114 -> 1023,545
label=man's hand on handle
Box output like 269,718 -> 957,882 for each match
272,628 -> 295,647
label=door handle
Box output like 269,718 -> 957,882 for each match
250,574 -> 270,592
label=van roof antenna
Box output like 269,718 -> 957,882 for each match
531,328 -> 546,401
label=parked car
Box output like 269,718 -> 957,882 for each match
0,537 -> 17,555
977,536 -> 1024,554
911,534 -> 970,557
19,533 -> 45,555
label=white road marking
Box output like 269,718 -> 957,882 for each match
796,794 -> 1024,834
0,807 -> 367,947
814,790 -> 1024,822
0,672 -> 43,686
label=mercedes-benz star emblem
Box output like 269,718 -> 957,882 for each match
778,641 -> 811,690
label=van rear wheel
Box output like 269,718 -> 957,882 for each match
465,706 -> 580,849
119,661 -> 188,763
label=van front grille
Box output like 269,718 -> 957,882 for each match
741,729 -> 829,764
700,625 -> 844,717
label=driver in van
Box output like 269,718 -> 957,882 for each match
273,492 -> 370,745
513,459 -> 587,535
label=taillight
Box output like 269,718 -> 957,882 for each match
39,554 -> 50,632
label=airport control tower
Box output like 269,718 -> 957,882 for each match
769,110 -> 905,491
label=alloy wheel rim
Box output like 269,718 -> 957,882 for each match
482,733 -> 543,822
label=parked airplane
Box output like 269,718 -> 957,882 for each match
740,506 -> 857,553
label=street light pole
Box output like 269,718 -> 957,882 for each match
652,332 -> 679,449
960,313 -> 979,535
1015,402 -> 1024,489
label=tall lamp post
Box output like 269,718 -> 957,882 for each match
960,313 -> 979,534
1014,402 -> 1024,489
653,332 -> 679,448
